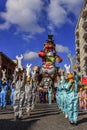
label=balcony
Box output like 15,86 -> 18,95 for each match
75,28 -> 79,36
83,20 -> 87,28
83,52 -> 87,60
76,59 -> 80,65
83,42 -> 87,49
75,38 -> 79,44
82,8 -> 87,17
76,54 -> 80,60
76,50 -> 80,54
76,45 -> 80,52
76,64 -> 80,69
83,30 -> 87,38
83,63 -> 87,69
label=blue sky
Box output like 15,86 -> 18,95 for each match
0,0 -> 84,70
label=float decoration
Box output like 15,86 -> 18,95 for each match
38,34 -> 63,91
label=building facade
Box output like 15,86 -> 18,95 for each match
0,52 -> 16,79
75,0 -> 87,77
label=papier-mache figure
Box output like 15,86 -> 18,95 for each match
13,55 -> 26,120
31,66 -> 39,109
38,35 -> 62,67
38,35 -> 62,103
24,64 -> 32,116
25,76 -> 32,117
16,54 -> 23,71
2,69 -> 6,80
26,64 -> 32,78
64,64 -> 70,74
13,69 -> 26,120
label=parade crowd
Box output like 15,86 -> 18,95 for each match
0,58 -> 87,126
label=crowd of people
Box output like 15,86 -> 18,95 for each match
0,65 -> 87,124
55,70 -> 87,125
56,71 -> 79,125
0,64 -> 56,120
78,86 -> 87,110
0,78 -> 15,109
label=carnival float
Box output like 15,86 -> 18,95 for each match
38,34 -> 62,102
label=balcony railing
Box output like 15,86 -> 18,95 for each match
75,28 -> 79,36
83,52 -> 87,60
83,42 -> 87,49
83,20 -> 87,28
76,60 -> 80,65
76,45 -> 80,52
82,8 -> 87,17
83,30 -> 87,38
76,53 -> 80,60
75,38 -> 79,44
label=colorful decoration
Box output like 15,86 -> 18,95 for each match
26,64 -> 32,78
64,64 -> 70,74
38,34 -> 62,91
2,69 -> 6,80
16,54 -> 23,71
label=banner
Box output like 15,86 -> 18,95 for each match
81,77 -> 87,85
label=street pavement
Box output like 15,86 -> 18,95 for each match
0,103 -> 87,130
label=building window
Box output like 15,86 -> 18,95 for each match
83,15 -> 87,20
2,65 -> 7,71
85,60 -> 87,64
85,38 -> 87,42
85,27 -> 87,31
85,48 -> 87,53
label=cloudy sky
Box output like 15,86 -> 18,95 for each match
0,0 -> 83,69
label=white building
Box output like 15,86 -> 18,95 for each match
75,0 -> 87,76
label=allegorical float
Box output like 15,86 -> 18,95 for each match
38,34 -> 62,103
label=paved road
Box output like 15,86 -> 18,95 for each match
0,104 -> 87,130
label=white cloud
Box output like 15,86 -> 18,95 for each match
0,22 -> 10,30
47,0 -> 83,31
0,0 -> 45,33
23,44 -> 69,61
23,51 -> 38,60
47,1 -> 67,27
0,0 -> 83,34
23,34 -> 34,41
56,44 -> 69,53
58,0 -> 83,16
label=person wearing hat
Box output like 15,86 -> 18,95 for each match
65,73 -> 78,125
63,75 -> 69,119
31,65 -> 39,110
78,87 -> 84,110
48,86 -> 52,104
0,78 -> 8,110
13,69 -> 26,120
83,86 -> 87,110
56,74 -> 62,110
0,77 -> 2,107
10,82 -> 16,108
59,73 -> 66,113
24,76 -> 32,116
